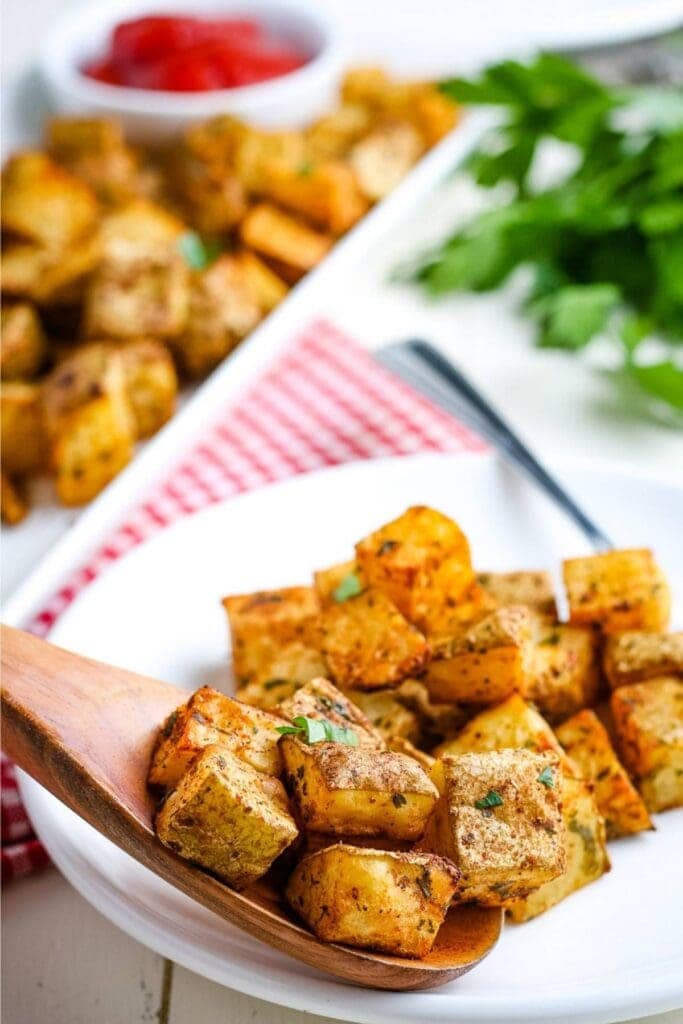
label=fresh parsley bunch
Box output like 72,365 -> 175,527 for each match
409,54 -> 683,416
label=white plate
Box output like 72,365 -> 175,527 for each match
18,452 -> 683,1024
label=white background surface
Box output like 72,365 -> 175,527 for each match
2,2 -> 683,1022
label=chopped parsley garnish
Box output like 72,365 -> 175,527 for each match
333,572 -> 363,603
377,539 -> 398,555
263,678 -> 290,691
474,789 -> 504,810
276,715 -> 358,746
391,793 -> 407,808
177,230 -> 222,270
297,160 -> 314,177
417,867 -> 432,899
539,632 -> 561,646
537,766 -> 555,788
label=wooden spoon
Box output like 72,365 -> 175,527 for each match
1,624 -> 502,991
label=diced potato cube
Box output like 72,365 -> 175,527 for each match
281,737 -> 438,840
1,471 -> 28,524
341,67 -> 403,107
259,158 -> 368,234
156,745 -> 298,889
306,103 -> 374,160
611,677 -> 683,812
563,549 -> 670,634
556,709 -> 652,837
166,147 -> 247,235
84,253 -> 190,340
1,236 -> 101,306
410,87 -> 461,146
319,588 -> 429,690
603,631 -> 683,689
506,774 -> 610,922
239,204 -> 332,274
0,381 -> 47,476
1,304 -> 46,380
149,685 -> 285,790
349,122 -> 423,201
394,678 -> 470,746
1,152 -> 98,248
233,126 -> 308,193
47,117 -> 141,205
421,749 -> 565,904
115,338 -> 177,438
355,505 -> 474,629
99,199 -> 185,264
313,560 -> 365,606
343,688 -> 420,743
234,250 -> 288,313
525,624 -> 601,723
477,570 -> 557,621
277,677 -> 385,750
285,845 -> 459,957
424,606 -> 534,704
387,736 -> 436,772
420,581 -> 498,653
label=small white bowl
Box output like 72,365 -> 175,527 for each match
39,0 -> 344,140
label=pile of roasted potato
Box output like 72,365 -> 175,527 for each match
148,506 -> 682,958
0,70 -> 460,521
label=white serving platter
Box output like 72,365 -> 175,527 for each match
12,451 -> 683,1024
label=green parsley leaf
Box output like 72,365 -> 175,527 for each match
629,360 -> 683,412
391,793 -> 408,808
263,678 -> 290,691
333,572 -> 363,603
536,284 -> 620,350
297,160 -> 314,177
177,231 -> 222,270
474,790 -> 504,810
275,715 -> 359,746
538,765 -> 555,788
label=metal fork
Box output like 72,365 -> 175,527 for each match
375,339 -> 613,552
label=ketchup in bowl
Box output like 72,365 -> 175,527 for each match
83,15 -> 309,91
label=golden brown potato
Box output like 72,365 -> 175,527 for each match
556,709 -> 652,838
149,685 -> 285,790
477,570 -> 557,621
603,631 -> 683,689
233,126 -> 308,193
525,624 -> 601,723
424,606 -> 534,704
349,121 -> 423,201
319,588 -> 429,690
420,749 -> 565,904
234,644 -> 329,709
233,250 -> 288,313
281,737 -> 438,840
506,773 -> 610,922
156,745 -> 298,890
223,586 -> 322,688
47,117 -> 142,205
1,151 -> 98,248
409,86 -> 461,146
115,338 -> 177,438
355,505 -> 474,630
1,235 -> 101,306
166,146 -> 247,235
84,252 -> 190,340
42,346 -> 135,505
259,158 -> 368,234
563,549 -> 670,634
313,560 -> 365,606
239,204 -> 332,274
420,581 -> 498,653
98,199 -> 185,263
343,688 -> 420,743
278,677 -> 385,751
611,677 -> 683,812
393,678 -> 470,746
306,103 -> 374,160
1,381 -> 47,476
1,471 -> 28,524
285,844 -> 459,957
0,303 -> 46,380
387,735 -> 435,772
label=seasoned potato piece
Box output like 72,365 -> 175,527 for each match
260,158 -> 368,234
116,338 -> 177,438
410,87 -> 461,147
424,606 -> 534,704
306,103 -> 374,160
421,581 -> 498,653
477,570 -> 557,621
1,235 -> 101,306
84,252 -> 190,340
156,745 -> 298,890
394,678 -> 470,745
1,471 -> 28,524
183,114 -> 249,169
388,736 -> 436,772
166,147 -> 247,235
234,250 -> 288,313
149,685 -> 285,789
281,737 -> 438,839
1,304 -> 46,380
313,560 -> 365,606
556,709 -> 652,838
344,688 -> 420,743
319,588 -> 429,690
1,381 -> 47,476
286,844 -> 459,957
47,117 -> 141,204
233,127 -> 308,193
99,199 -> 185,263
349,121 -> 423,201
42,347 -> 134,505
234,644 -> 328,709
240,204 -> 332,274
611,677 -> 683,812
171,255 -> 261,377
563,549 -> 670,634
525,624 -> 601,723
223,586 -> 322,687
1,152 -> 98,248
421,749 -> 565,904
506,773 -> 609,922
603,631 -> 683,689
355,505 -> 474,629
1,243 -> 52,299
278,677 -> 385,751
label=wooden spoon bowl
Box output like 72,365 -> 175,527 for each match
0,625 -> 502,991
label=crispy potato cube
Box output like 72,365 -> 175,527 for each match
286,845 -> 459,957
387,736 -> 436,772
603,631 -> 683,689
477,570 -> 557,621
239,204 -> 332,274
1,304 -> 46,380
319,588 -> 429,690
84,253 -> 190,340
234,250 -> 288,313
349,122 -> 423,201
260,158 -> 368,234
410,87 -> 460,146
1,243 -> 52,298
233,126 -> 308,193
355,505 -> 474,628
563,549 -> 670,634
342,67 -> 400,107
156,745 -> 298,889
149,685 -> 285,790
611,677 -> 683,812
47,117 -> 141,205
223,586 -> 321,687
421,581 -> 498,653
99,199 -> 185,263
116,338 -> 177,438
421,749 -> 565,904
166,147 -> 247,235
394,678 -> 470,745
0,381 -> 47,476
343,688 -> 420,743
171,255 -> 260,377
1,235 -> 101,306
506,773 -> 609,922
1,471 -> 28,524
556,709 -> 652,837
278,677 -> 385,751
424,606 -> 534,704
42,347 -> 134,505
306,103 -> 374,160
281,737 -> 438,840
1,152 -> 98,248
525,624 -> 601,723
313,560 -> 365,606
234,643 -> 328,708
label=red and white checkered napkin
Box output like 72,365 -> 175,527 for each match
2,318 -> 485,883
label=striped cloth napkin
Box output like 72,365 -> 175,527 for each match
2,318 -> 484,883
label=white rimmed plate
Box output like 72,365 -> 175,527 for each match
17,452 -> 683,1024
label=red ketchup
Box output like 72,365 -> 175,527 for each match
83,14 -> 309,91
